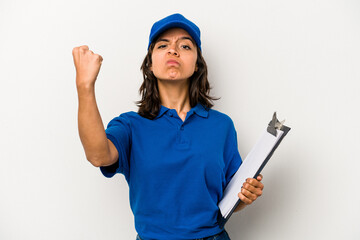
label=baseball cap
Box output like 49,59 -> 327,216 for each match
147,13 -> 201,51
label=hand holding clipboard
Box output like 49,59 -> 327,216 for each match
217,112 -> 291,228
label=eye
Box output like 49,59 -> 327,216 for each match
157,44 -> 167,49
181,45 -> 191,50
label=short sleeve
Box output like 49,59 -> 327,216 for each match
100,113 -> 131,180
223,120 -> 243,188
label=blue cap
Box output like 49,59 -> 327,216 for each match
148,13 -> 201,51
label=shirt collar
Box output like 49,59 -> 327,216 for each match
155,102 -> 209,120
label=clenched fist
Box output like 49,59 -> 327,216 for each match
72,45 -> 103,89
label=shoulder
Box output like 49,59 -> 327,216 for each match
109,110 -> 151,126
118,111 -> 138,119
106,111 -> 136,128
207,108 -> 235,127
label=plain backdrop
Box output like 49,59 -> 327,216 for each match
1,0 -> 359,239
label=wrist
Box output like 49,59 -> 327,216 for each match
234,201 -> 247,213
76,83 -> 95,93
76,75 -> 96,90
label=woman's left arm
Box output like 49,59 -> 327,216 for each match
234,174 -> 264,213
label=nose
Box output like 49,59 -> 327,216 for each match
168,44 -> 179,56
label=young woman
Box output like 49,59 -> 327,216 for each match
73,13 -> 264,240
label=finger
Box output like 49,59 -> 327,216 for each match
244,187 -> 258,201
80,45 -> 89,50
238,192 -> 252,205
241,187 -> 261,201
72,47 -> 78,57
98,54 -> 103,63
73,46 -> 85,57
79,45 -> 90,55
257,174 -> 263,181
242,187 -> 257,202
246,178 -> 264,190
72,47 -> 79,63
243,182 -> 263,196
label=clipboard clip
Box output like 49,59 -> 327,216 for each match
267,112 -> 285,137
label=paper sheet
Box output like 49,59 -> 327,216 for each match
218,128 -> 284,218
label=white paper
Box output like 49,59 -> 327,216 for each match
218,128 -> 284,218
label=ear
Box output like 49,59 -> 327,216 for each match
195,65 -> 198,72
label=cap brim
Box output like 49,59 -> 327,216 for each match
148,21 -> 199,49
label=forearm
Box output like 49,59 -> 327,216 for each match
77,85 -> 110,166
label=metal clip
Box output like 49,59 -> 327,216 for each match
267,112 -> 285,137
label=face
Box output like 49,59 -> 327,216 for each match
150,28 -> 198,82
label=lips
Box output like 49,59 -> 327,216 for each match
166,59 -> 179,65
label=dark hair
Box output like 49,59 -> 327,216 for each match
135,41 -> 220,120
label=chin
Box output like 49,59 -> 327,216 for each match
166,77 -> 190,81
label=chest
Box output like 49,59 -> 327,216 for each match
130,120 -> 227,178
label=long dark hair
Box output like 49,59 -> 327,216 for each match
135,41 -> 220,120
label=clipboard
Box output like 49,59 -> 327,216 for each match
217,112 -> 291,229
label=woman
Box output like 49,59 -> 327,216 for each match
73,13 -> 264,240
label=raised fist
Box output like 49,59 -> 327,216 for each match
72,45 -> 103,89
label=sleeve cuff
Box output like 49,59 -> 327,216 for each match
99,134 -> 123,178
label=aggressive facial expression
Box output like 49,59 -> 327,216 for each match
150,28 -> 198,82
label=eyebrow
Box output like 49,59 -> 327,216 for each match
156,36 -> 195,45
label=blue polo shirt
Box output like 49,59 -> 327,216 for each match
100,102 -> 242,240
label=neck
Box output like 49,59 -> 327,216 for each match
158,78 -> 191,114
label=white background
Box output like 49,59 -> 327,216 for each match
1,0 -> 359,239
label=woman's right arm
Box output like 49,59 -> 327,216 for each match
73,45 -> 118,167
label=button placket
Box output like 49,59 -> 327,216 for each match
165,109 -> 192,149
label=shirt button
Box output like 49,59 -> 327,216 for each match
180,126 -> 184,130
168,113 -> 173,117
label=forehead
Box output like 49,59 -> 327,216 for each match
156,28 -> 193,41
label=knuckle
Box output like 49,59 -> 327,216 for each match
238,193 -> 245,201
79,46 -> 89,53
